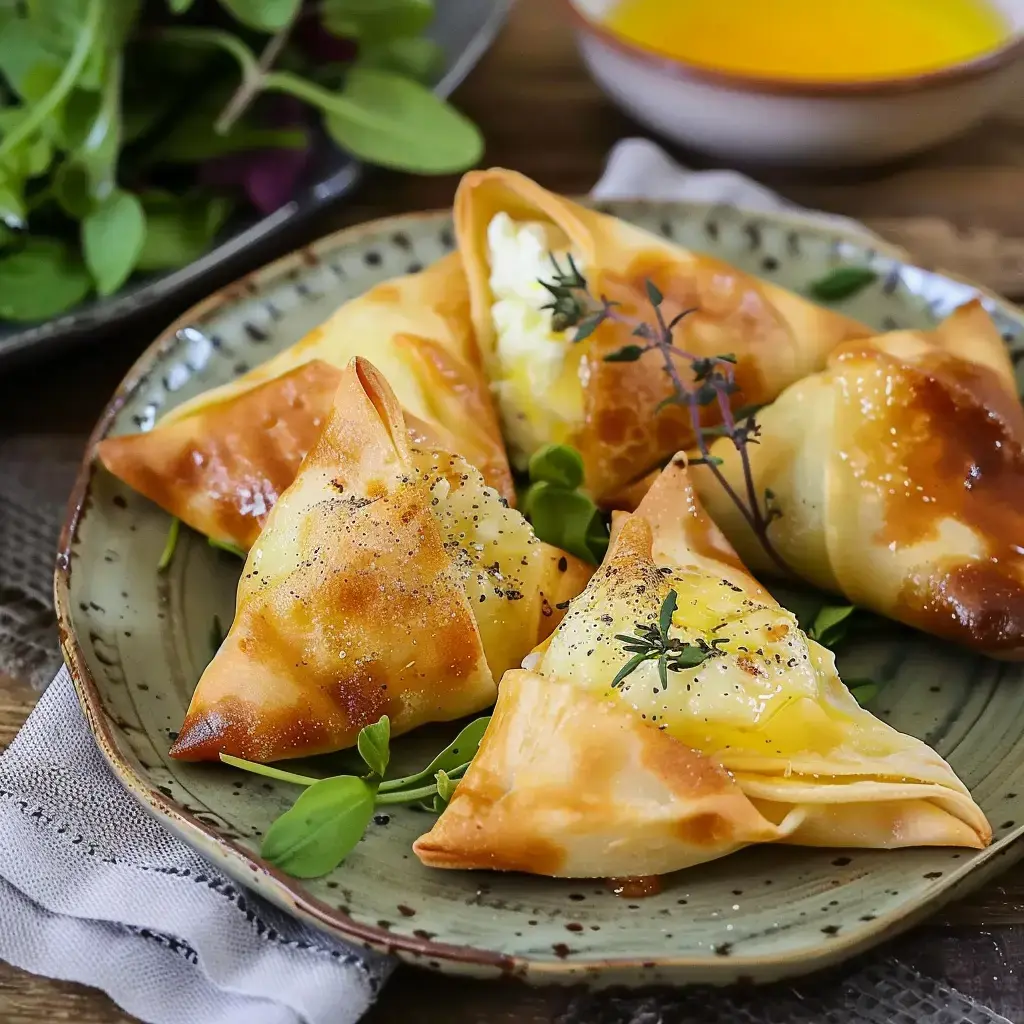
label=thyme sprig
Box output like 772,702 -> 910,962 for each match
611,590 -> 726,689
539,256 -> 796,579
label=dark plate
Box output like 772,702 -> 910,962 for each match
0,0 -> 512,369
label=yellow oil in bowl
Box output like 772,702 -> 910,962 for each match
603,0 -> 1010,81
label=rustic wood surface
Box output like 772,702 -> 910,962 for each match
4,0 -> 1024,1019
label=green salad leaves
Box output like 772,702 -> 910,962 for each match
0,0 -> 483,322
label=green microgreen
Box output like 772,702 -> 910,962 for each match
208,536 -> 247,559
156,517 -> 181,572
221,714 -> 490,878
520,443 -> 609,565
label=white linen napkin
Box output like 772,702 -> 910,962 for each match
0,138 -> 878,1024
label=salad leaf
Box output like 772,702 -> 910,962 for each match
136,192 -> 233,271
0,179 -> 26,228
0,0 -> 483,320
321,68 -> 482,174
322,0 -> 435,44
0,238 -> 92,321
0,19 -> 65,103
357,36 -> 443,82
217,0 -> 303,33
82,188 -> 146,295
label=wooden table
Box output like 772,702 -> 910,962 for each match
4,0 -> 1024,1019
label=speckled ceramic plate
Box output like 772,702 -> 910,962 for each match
56,201 -> 1024,987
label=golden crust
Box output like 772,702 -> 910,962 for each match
170,358 -> 592,762
97,360 -> 343,549
695,300 -> 1024,658
99,256 -> 514,548
455,168 -> 869,501
416,455 -> 989,878
413,669 -> 780,877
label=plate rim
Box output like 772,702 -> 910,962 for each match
53,200 -> 1024,981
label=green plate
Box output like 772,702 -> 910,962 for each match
55,201 -> 1024,986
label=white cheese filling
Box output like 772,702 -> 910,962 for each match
486,212 -> 584,464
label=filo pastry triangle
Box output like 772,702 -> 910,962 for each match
693,300 -> 1024,658
414,457 -> 989,878
454,168 -> 869,505
170,358 -> 592,762
98,254 -> 512,551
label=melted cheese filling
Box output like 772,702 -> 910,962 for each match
539,564 -> 869,759
413,447 -> 546,678
486,212 -> 585,467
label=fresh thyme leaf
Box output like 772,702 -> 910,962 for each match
611,589 -> 723,689
808,266 -> 878,302
157,517 -> 181,572
538,252 -> 590,331
604,344 -> 645,363
261,774 -> 377,879
645,279 -> 663,306
208,536 -> 246,559
611,652 -> 651,688
658,587 -> 678,639
356,715 -> 391,778
528,444 -> 584,491
571,312 -> 603,343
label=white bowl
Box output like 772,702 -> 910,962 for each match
566,0 -> 1024,167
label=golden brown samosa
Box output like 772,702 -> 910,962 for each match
170,358 -> 592,763
98,255 -> 513,549
414,457 -> 989,878
693,300 -> 1024,658
454,168 -> 869,503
